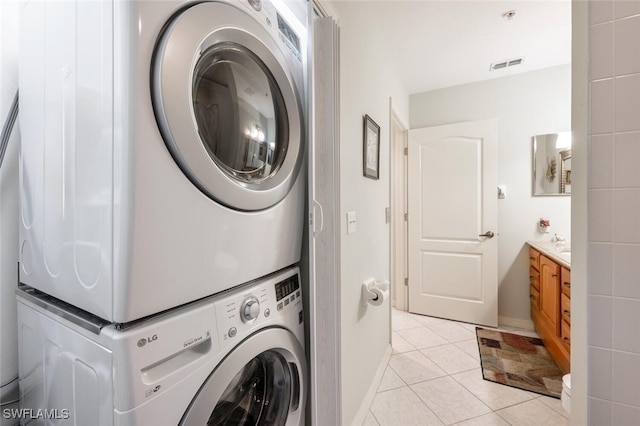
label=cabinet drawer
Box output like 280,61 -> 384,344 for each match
561,293 -> 571,325
529,248 -> 540,270
530,267 -> 540,291
561,267 -> 571,297
530,285 -> 540,312
561,320 -> 571,349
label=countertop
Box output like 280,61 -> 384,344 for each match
527,240 -> 571,269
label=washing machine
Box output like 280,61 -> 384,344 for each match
16,266 -> 306,425
18,0 -> 307,323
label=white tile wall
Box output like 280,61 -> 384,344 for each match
612,244 -> 640,298
613,132 -> 640,187
588,2 -> 640,423
591,135 -> 614,188
588,243 -> 613,295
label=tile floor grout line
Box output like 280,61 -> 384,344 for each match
378,309 -> 569,426
404,380 -> 448,426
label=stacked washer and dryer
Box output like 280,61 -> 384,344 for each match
16,0 -> 307,424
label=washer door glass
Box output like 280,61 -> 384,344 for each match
179,328 -> 305,426
207,351 -> 291,425
193,42 -> 288,185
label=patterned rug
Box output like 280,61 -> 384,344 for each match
476,327 -> 563,398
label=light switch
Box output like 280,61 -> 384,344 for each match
498,185 -> 506,199
347,211 -> 357,234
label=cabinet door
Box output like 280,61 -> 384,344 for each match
539,255 -> 560,335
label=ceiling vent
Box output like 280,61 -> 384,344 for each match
490,57 -> 525,71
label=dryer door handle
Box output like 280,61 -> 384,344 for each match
312,200 -> 324,237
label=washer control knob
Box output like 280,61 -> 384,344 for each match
241,296 -> 260,323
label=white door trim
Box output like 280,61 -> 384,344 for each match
389,101 -> 408,312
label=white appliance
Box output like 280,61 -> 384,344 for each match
18,0 -> 307,323
16,267 -> 306,425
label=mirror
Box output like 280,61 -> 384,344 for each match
532,132 -> 572,196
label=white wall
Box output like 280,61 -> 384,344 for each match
587,2 -> 640,423
0,0 -> 21,413
330,2 -> 409,425
410,65 -> 572,324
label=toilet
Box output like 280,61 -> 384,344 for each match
561,374 -> 571,414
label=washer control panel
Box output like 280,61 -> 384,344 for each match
215,269 -> 302,345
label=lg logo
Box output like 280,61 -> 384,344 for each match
137,335 -> 158,348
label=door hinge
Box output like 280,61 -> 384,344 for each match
404,147 -> 408,156
404,213 -> 408,221
404,278 -> 408,286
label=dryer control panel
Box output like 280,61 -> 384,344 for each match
214,268 -> 303,348
241,0 -> 304,63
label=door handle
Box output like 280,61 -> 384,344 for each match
479,231 -> 495,238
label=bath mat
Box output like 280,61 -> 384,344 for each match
476,327 -> 563,398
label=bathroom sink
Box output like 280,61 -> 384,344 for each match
558,252 -> 571,263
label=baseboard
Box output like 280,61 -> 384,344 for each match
350,344 -> 392,426
498,315 -> 535,331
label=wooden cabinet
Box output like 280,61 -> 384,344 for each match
529,247 -> 570,373
539,256 -> 560,334
529,248 -> 540,316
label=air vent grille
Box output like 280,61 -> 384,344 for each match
490,57 -> 525,71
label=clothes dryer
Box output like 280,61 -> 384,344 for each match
16,267 -> 306,425
18,0 -> 307,323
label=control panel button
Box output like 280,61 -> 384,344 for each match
240,296 -> 260,323
277,302 -> 283,311
228,327 -> 237,338
248,0 -> 262,12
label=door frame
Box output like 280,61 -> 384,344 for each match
389,101 -> 408,312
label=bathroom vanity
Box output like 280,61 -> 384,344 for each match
528,241 -> 571,373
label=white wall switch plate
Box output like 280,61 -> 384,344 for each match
498,185 -> 506,199
347,211 -> 357,234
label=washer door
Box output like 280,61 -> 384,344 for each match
180,328 -> 306,425
153,2 -> 303,211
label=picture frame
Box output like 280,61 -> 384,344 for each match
363,114 -> 380,180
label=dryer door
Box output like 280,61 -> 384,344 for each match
152,2 -> 303,212
180,328 -> 306,426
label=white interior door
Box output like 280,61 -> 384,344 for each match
407,119 -> 498,327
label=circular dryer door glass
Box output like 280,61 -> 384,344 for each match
193,43 -> 289,185
207,350 -> 292,426
152,2 -> 304,211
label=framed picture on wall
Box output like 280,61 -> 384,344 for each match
363,114 -> 380,180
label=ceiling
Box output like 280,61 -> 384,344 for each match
336,0 -> 572,94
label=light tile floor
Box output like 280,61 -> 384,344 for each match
363,309 -> 570,426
